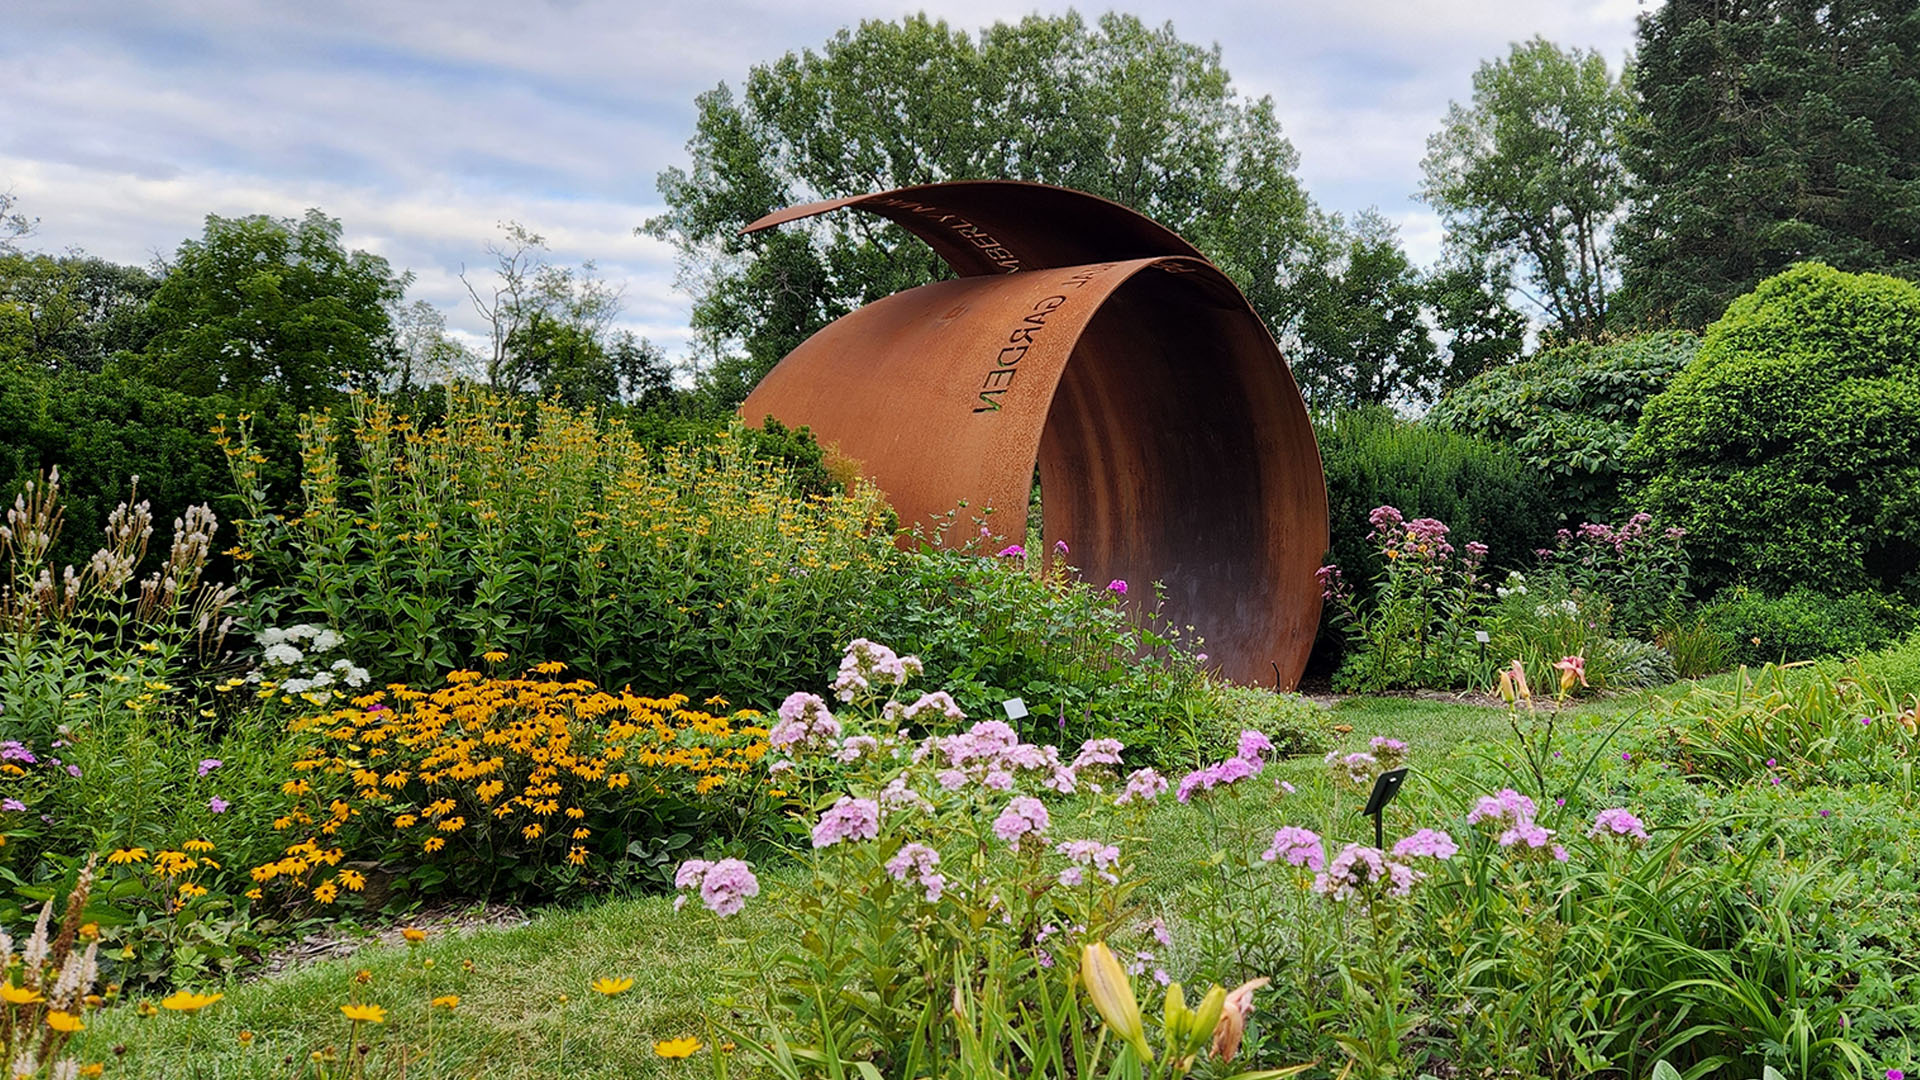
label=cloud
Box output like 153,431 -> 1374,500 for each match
1,0 -> 1641,361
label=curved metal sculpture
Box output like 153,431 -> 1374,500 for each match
739,181 -> 1327,689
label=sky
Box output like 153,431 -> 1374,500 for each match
0,0 -> 1641,360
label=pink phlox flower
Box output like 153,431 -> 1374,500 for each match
1107,579 -> 1128,595
1313,843 -> 1417,900
1043,767 -> 1078,794
1261,826 -> 1326,871
832,638 -> 923,702
1072,738 -> 1126,772
878,777 -> 933,813
1326,750 -> 1380,788
884,842 -> 945,900
197,758 -> 223,776
1115,767 -> 1168,806
991,795 -> 1050,850
834,735 -> 879,763
1498,820 -> 1559,853
936,769 -> 969,791
771,693 -> 840,750
982,769 -> 1015,792
1368,736 -> 1408,769
1053,539 -> 1069,555
811,796 -> 881,848
674,859 -> 712,891
208,796 -> 228,813
1391,829 -> 1458,860
996,544 -> 1025,557
1588,807 -> 1649,843
1149,917 -> 1170,946
884,690 -> 967,727
698,858 -> 759,917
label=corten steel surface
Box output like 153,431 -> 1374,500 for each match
738,181 -> 1328,689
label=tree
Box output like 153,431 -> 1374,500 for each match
645,12 -> 1323,406
0,253 -> 158,373
1291,211 -> 1438,410
1422,257 -> 1527,390
1617,0 -> 1920,328
0,191 -> 33,254
1420,38 -> 1636,340
129,209 -> 408,411
386,299 -> 475,393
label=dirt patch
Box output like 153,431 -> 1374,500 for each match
252,902 -> 530,979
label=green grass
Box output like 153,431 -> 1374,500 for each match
67,691 -> 1556,1078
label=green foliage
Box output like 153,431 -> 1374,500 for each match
223,391 -> 897,704
1292,211 -> 1439,410
1702,586 -> 1915,667
0,363 -> 295,574
127,209 -> 408,412
1321,506 -> 1492,693
1422,257 -> 1527,390
1420,37 -> 1637,339
1427,331 -> 1698,523
1317,407 -> 1558,591
1628,264 -> 1920,595
1619,0 -> 1920,328
646,11 -> 1322,406
863,535 -> 1211,763
1656,660 -> 1913,787
0,252 -> 158,372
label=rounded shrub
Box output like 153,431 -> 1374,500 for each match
1702,586 -> 1915,666
1627,263 -> 1920,597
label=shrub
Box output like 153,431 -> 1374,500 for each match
221,391 -> 898,703
863,534 -> 1210,762
1628,263 -> 1920,596
253,667 -> 771,903
1702,586 -> 1914,666
1427,331 -> 1698,522
1316,406 -> 1558,608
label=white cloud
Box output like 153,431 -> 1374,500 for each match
1,0 -> 1642,360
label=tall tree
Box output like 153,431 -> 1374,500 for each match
0,254 -> 158,372
0,191 -> 33,253
645,12 -> 1322,406
1617,0 -> 1920,328
1291,211 -> 1438,410
1423,256 -> 1527,390
129,209 -> 408,411
1420,37 -> 1636,340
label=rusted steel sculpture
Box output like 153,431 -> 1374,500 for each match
739,181 -> 1327,689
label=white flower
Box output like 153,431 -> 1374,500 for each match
310,628 -> 342,652
263,643 -> 304,667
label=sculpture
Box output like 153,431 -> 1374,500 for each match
739,181 -> 1327,689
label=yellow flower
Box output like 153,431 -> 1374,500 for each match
238,1030 -> 255,1045
591,977 -> 634,996
1,982 -> 45,1005
108,847 -> 149,865
402,927 -> 427,943
160,991 -> 224,1013
340,1003 -> 387,1024
184,839 -> 216,853
135,1000 -> 159,1018
654,1037 -> 701,1058
482,650 -> 509,663
80,1065 -> 104,1078
46,1010 -> 85,1032
1081,942 -> 1150,1062
312,881 -> 339,904
423,837 -> 446,854
337,869 -> 367,891
533,661 -> 567,674
431,994 -> 460,1009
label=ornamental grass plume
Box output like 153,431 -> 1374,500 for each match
1,858 -> 102,1078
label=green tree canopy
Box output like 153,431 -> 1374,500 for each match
0,253 -> 158,373
1420,37 -> 1636,340
1617,0 -> 1920,328
128,209 -> 408,412
1292,210 -> 1437,410
645,12 -> 1323,406
1627,263 -> 1920,596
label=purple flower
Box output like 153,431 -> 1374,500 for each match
991,795 -> 1050,850
697,858 -> 759,916
1313,843 -> 1418,899
1820,809 -> 1833,818
0,741 -> 37,764
1237,730 -> 1274,762
1886,1069 -> 1904,1080
1055,839 -> 1122,884
1391,829 -> 1459,860
674,859 -> 712,890
996,544 -> 1026,558
1262,826 -> 1326,871
1326,750 -> 1381,789
208,797 -> 230,814
1106,579 -> 1128,596
1053,539 -> 1069,555
1368,736 -> 1408,769
1588,808 -> 1650,843
65,765 -> 81,778
770,693 -> 841,751
1621,751 -> 1633,762
0,799 -> 24,812
197,758 -> 223,777
811,797 -> 881,848
1469,789 -> 1539,829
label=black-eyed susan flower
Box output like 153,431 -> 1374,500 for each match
654,1037 -> 700,1058
160,991 -> 224,1013
591,977 -> 634,996
340,1003 -> 386,1023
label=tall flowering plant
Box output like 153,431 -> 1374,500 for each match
671,639 -> 1286,1079
1320,506 -> 1491,692
1536,512 -> 1690,636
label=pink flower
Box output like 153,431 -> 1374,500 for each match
1468,789 -> 1538,829
1106,579 -> 1128,595
1588,808 -> 1649,843
992,795 -> 1050,850
698,858 -> 759,916
208,797 -> 229,814
1261,826 -> 1325,871
1391,829 -> 1458,860
1053,539 -> 1069,555
197,758 -> 223,777
811,796 -> 881,848
1114,768 -> 1168,806
997,544 -> 1026,558
884,842 -> 945,901
1313,843 -> 1418,899
1237,730 -> 1274,762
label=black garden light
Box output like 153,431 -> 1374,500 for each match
1362,768 -> 1409,850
